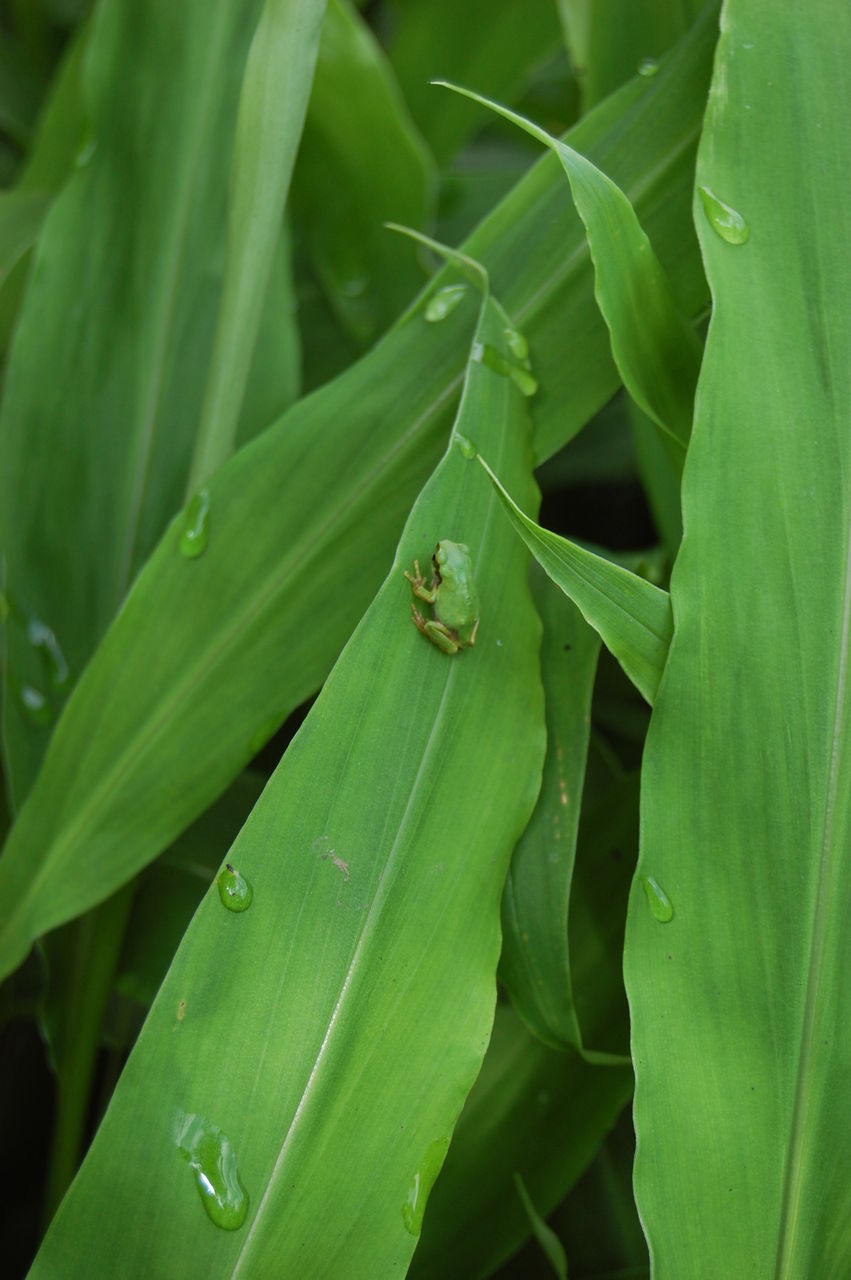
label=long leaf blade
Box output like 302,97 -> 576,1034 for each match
29,296 -> 545,1279
437,79 -> 701,447
186,0 -> 326,490
625,3 -> 851,1274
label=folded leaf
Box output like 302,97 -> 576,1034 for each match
500,571 -> 602,1052
475,452 -> 672,703
438,79 -> 702,449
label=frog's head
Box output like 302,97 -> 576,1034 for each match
432,540 -> 471,583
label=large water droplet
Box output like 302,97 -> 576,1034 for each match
504,326 -> 529,361
698,186 -> 750,245
217,863 -> 253,913
27,619 -> 70,691
638,57 -> 659,77
455,433 -> 477,460
402,1137 -> 450,1236
425,284 -> 467,323
177,1113 -> 248,1231
641,874 -> 673,923
475,343 -> 538,397
19,683 -> 53,727
180,489 -> 210,559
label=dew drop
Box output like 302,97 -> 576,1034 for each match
75,137 -> 96,168
641,874 -> 673,923
503,325 -> 529,361
19,683 -> 53,727
455,432 -> 477,460
638,57 -> 659,77
180,489 -> 210,559
475,343 -> 538,397
27,619 -> 70,691
340,274 -> 368,299
508,365 -> 538,397
217,863 -> 253,913
402,1138 -> 450,1236
177,1113 -> 248,1231
425,284 -> 467,323
698,185 -> 750,245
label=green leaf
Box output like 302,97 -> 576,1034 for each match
385,0 -> 562,164
0,0 -> 297,805
291,0 -> 436,346
115,772 -> 267,1008
500,572 -> 602,1052
186,0 -> 326,491
514,1173 -> 568,1280
475,452 -> 672,704
29,296 -> 545,1278
437,80 -> 702,448
0,15 -> 716,982
625,3 -> 851,1274
410,1006 -> 633,1280
558,0 -> 705,110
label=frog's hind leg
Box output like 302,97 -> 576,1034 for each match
410,603 -> 428,635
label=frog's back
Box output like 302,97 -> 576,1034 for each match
437,577 -> 479,632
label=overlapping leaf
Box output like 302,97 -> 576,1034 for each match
0,12 -> 717,982
30,295 -> 545,1279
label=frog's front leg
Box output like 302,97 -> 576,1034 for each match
404,559 -> 438,604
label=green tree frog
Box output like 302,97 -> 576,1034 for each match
404,540 -> 480,655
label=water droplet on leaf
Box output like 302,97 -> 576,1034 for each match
180,489 -> 210,559
698,186 -> 750,245
474,343 -> 538,397
455,433 -> 477,460
503,326 -> 529,361
27,619 -> 70,691
425,284 -> 467,322
641,874 -> 673,923
75,137 -> 96,167
402,1138 -> 450,1236
19,684 -> 53,727
217,863 -> 253,913
638,57 -> 659,77
177,1113 -> 248,1231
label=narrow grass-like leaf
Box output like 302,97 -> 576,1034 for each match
186,0 -> 326,491
437,80 -> 702,448
292,0 -> 436,345
475,453 -> 672,703
500,572 -> 601,1052
625,3 -> 851,1274
30,296 -> 545,1278
514,1173 -> 568,1280
0,0 -> 295,804
0,16 -> 716,982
